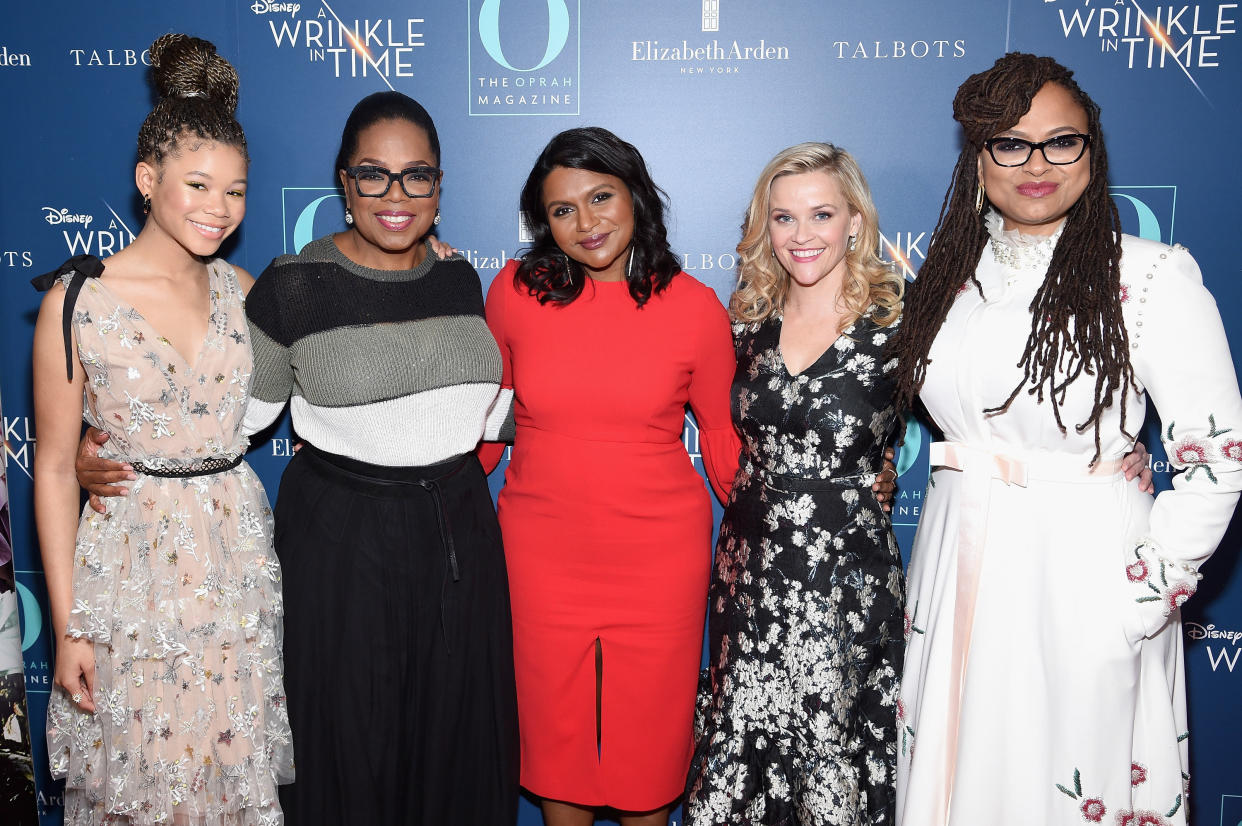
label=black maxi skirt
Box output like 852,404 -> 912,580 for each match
275,443 -> 519,825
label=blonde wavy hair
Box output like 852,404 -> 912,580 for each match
730,142 -> 903,328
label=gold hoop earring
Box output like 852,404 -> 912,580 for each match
974,182 -> 986,214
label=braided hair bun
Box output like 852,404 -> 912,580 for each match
149,33 -> 239,112
137,33 -> 248,164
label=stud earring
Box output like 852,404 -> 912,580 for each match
142,194 -> 151,215
433,209 -> 441,226
974,182 -> 986,214
848,235 -> 857,252
344,207 -> 354,226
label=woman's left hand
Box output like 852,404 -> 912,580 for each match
873,448 -> 898,513
1123,441 -> 1155,494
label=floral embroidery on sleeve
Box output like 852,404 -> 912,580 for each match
1165,414 -> 1235,483
1129,541 -> 1201,615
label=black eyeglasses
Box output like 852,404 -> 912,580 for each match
344,165 -> 441,198
982,133 -> 1091,167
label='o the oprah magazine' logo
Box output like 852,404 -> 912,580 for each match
1220,794 -> 1242,826
40,202 -> 135,259
891,419 -> 928,527
259,1 -> 427,88
469,0 -> 580,115
282,187 -> 346,254
1050,1 -> 1237,102
1110,185 -> 1177,244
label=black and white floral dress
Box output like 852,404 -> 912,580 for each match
687,311 -> 904,826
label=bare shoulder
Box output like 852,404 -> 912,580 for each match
35,280 -> 69,321
232,263 -> 256,295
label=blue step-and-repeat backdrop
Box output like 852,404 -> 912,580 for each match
1,2 -> 1239,824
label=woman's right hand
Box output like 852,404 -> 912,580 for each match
53,636 -> 96,713
429,236 -> 458,259
76,427 -> 135,514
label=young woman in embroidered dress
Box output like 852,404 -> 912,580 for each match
32,34 -> 292,825
891,53 -> 1242,826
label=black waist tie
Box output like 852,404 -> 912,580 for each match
299,442 -> 471,652
754,467 -> 879,493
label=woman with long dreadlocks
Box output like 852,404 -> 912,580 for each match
892,53 -> 1242,826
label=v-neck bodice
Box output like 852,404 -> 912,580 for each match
732,312 -> 900,480
66,258 -> 254,463
89,265 -> 221,371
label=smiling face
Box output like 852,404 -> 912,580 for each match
541,166 -> 635,282
338,117 -> 440,269
978,81 -> 1092,236
138,139 -> 247,259
768,170 -> 861,292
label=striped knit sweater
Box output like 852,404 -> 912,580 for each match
242,235 -> 513,466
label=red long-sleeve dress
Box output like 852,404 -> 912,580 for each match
480,261 -> 739,809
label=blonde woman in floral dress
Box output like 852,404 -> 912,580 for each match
687,143 -> 905,825
31,34 -> 292,825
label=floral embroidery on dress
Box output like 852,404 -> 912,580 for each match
1055,767 -> 1108,823
45,260 -> 292,826
1057,766 -> 1184,825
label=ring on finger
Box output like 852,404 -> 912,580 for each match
71,692 -> 83,704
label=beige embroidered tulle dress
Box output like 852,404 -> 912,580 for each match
44,258 -> 293,825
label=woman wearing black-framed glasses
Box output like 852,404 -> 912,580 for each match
890,53 -> 1242,826
235,92 -> 519,824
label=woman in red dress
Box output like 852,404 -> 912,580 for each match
479,127 -> 739,825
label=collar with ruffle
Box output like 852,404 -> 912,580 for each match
985,208 -> 1065,273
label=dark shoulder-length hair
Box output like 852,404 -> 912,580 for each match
516,127 -> 679,307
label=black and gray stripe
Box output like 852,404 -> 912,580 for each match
242,235 -> 506,466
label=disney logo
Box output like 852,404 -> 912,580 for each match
1186,622 -> 1242,645
251,0 -> 300,15
42,207 -> 93,229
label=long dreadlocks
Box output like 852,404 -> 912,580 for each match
889,53 -> 1133,464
